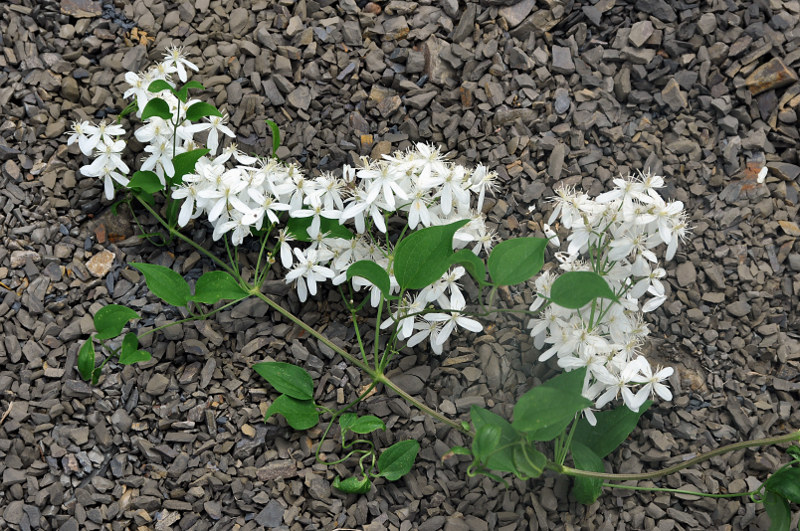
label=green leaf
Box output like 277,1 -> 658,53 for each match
473,425 -> 502,463
764,491 -> 792,531
252,361 -> 314,400
128,171 -> 164,194
513,443 -> 547,479
765,468 -> 800,504
524,367 -> 588,441
550,271 -> 617,309
265,395 -> 319,430
542,366 -> 586,394
266,119 -> 281,158
141,97 -> 172,121
185,101 -> 222,122
786,445 -> 800,463
512,385 -> 592,442
394,220 -> 469,290
148,80 -> 174,93
118,333 -> 152,365
347,261 -> 391,299
192,271 -> 249,304
339,414 -> 385,435
77,340 -> 96,382
175,80 -> 204,102
572,401 -> 652,459
470,406 -> 519,473
333,475 -> 372,494
570,441 -> 604,504
449,249 -> 487,286
165,197 -> 181,229
378,440 -> 420,481
171,148 -> 210,186
130,263 -> 192,307
487,237 -> 548,286
286,216 -> 353,242
93,304 -> 140,340
118,100 -> 138,122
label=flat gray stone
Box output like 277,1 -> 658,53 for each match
255,499 -> 284,527
551,46 -> 575,74
144,374 -> 170,395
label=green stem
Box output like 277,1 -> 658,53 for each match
250,286 -> 466,434
554,429 -> 800,481
224,237 -> 243,284
375,373 -> 469,434
601,483 -> 757,499
126,200 -> 168,247
134,196 -> 237,277
249,288 -> 373,375
138,298 -> 242,338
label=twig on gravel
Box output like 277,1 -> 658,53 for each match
0,401 -> 13,426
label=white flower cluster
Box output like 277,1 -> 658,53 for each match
68,48 -> 497,354
173,143 -> 498,351
67,46 -> 234,199
67,120 -> 129,200
528,172 -> 688,421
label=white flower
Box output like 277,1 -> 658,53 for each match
172,183 -> 201,227
426,297 -> 482,346
81,121 -> 126,154
81,163 -> 129,200
593,357 -> 648,411
285,248 -> 335,302
163,45 -> 199,83
67,121 -> 93,156
358,161 -> 408,210
204,113 -> 235,153
84,139 -> 129,176
632,357 -> 673,404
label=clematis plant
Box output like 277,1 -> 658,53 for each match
65,48 -> 800,525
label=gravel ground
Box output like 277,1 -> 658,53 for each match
1,0 -> 800,529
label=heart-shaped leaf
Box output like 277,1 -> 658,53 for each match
394,220 -> 468,290
192,271 -> 248,304
131,263 -> 192,307
77,340 -> 96,382
378,440 -> 419,481
253,362 -> 314,401
185,101 -> 222,122
118,333 -> 151,365
333,475 -> 372,494
550,271 -> 617,309
265,395 -> 319,430
141,97 -> 172,121
346,261 -> 391,299
93,304 -> 140,340
488,237 -> 548,286
570,441 -> 604,504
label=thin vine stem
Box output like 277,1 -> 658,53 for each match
554,429 -> 800,481
134,196 -> 237,277
601,483 -> 757,499
374,373 -> 469,434
137,298 -> 242,338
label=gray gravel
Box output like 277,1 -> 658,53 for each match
0,0 -> 799,529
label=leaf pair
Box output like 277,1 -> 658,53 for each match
131,264 -> 248,308
253,362 -> 319,430
78,304 -> 150,384
467,369 -> 591,482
